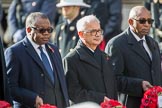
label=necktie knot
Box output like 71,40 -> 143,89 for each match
38,46 -> 43,52
139,40 -> 144,46
138,40 -> 151,61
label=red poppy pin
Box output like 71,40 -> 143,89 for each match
48,45 -> 54,53
104,54 -> 110,61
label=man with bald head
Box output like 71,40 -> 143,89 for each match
105,6 -> 162,108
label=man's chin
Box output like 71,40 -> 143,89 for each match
40,40 -> 49,44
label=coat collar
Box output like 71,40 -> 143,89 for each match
126,28 -> 156,64
75,40 -> 109,69
22,37 -> 55,85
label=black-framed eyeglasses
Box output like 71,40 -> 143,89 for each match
132,18 -> 154,24
83,29 -> 103,36
31,27 -> 53,34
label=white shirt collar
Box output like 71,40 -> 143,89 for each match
27,36 -> 45,50
87,47 -> 94,53
130,29 -> 146,42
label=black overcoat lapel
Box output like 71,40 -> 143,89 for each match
76,47 -> 101,70
126,29 -> 151,64
23,37 -> 54,85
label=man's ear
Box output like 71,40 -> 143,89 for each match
128,18 -> 133,26
27,27 -> 31,33
78,31 -> 83,37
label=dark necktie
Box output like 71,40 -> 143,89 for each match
39,46 -> 54,83
139,40 -> 151,61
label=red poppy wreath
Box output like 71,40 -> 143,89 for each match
140,86 -> 162,108
100,99 -> 126,108
40,104 -> 57,108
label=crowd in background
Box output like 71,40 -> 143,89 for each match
0,0 -> 122,50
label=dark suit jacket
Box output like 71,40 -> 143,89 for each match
63,40 -> 117,104
105,28 -> 162,108
5,37 -> 69,108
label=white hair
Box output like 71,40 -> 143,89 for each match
76,15 -> 100,31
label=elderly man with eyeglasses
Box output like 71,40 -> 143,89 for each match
63,15 -> 117,105
105,6 -> 162,108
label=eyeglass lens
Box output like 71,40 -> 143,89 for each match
134,18 -> 154,24
31,27 -> 53,34
87,29 -> 103,36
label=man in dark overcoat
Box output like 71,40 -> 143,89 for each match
5,12 -> 69,108
63,15 -> 117,104
105,6 -> 162,108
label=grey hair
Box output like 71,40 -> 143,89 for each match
76,15 -> 100,31
25,12 -> 49,27
129,6 -> 150,19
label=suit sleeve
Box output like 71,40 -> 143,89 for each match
63,56 -> 105,104
105,42 -> 144,97
5,48 -> 37,107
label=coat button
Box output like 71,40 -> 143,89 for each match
151,70 -> 154,73
112,62 -> 115,66
59,49 -> 62,53
61,25 -> 65,30
70,48 -> 73,52
69,26 -> 75,31
32,2 -> 37,6
59,36 -> 62,41
72,36 -> 76,40
41,74 -> 44,77
80,10 -> 85,16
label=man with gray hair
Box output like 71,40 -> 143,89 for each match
63,15 -> 117,104
105,6 -> 162,108
5,12 -> 69,108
